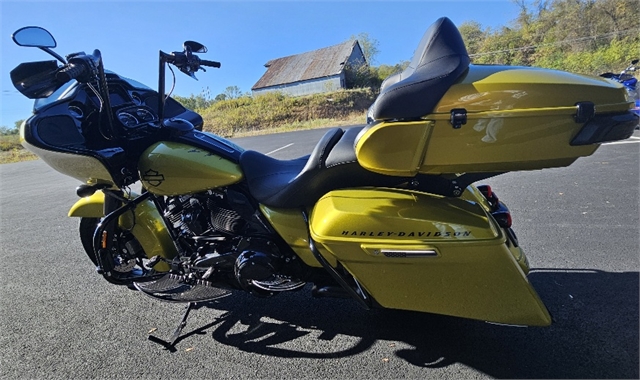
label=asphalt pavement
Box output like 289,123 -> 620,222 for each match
0,129 -> 638,379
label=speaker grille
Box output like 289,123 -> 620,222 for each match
36,115 -> 84,146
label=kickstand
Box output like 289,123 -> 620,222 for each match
148,302 -> 195,349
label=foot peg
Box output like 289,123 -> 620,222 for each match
134,274 -> 231,303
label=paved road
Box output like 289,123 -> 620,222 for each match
0,129 -> 638,379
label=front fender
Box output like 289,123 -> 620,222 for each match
68,192 -> 105,217
68,191 -> 178,266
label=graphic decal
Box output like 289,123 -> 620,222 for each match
142,169 -> 165,187
340,230 -> 472,238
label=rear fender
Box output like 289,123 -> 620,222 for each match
68,191 -> 177,266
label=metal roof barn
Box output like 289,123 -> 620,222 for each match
252,40 -> 366,96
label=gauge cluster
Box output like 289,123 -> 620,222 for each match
116,106 -> 157,128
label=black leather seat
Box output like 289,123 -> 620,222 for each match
240,17 -> 471,208
240,127 -> 407,208
368,17 -> 470,121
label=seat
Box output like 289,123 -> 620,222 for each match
368,17 -> 470,121
240,127 -> 408,208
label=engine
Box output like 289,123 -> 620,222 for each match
161,189 -> 305,296
164,190 -> 245,237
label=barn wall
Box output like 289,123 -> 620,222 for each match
252,75 -> 343,97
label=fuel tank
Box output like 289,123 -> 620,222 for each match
138,141 -> 243,196
356,65 -> 637,176
309,187 -> 551,326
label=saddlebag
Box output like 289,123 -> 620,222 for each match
309,187 -> 552,326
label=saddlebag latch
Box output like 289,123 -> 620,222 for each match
574,101 -> 596,123
450,108 -> 467,129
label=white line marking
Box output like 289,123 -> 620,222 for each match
266,143 -> 294,156
604,137 -> 640,146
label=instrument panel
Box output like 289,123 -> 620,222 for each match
116,106 -> 157,128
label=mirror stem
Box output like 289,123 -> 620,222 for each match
39,47 -> 66,64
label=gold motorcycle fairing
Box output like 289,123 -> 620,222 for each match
357,65 -> 633,176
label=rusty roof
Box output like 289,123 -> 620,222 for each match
252,40 -> 362,90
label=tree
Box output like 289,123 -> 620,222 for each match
172,87 -> 214,110
461,0 -> 639,73
222,86 -> 243,100
350,32 -> 380,65
344,63 -> 379,89
459,21 -> 487,55
0,119 -> 23,135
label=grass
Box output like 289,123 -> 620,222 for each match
1,88 -> 377,164
230,111 -> 367,137
0,135 -> 37,164
200,88 -> 375,137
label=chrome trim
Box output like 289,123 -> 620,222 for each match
68,105 -> 84,119
381,249 -> 438,258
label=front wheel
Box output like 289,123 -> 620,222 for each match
78,217 -> 146,272
79,217 -> 100,266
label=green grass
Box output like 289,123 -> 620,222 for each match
0,135 -> 37,164
200,88 -> 375,137
0,134 -> 22,151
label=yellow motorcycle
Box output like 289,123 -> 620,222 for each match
10,17 -> 637,345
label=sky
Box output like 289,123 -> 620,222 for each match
0,0 -> 521,128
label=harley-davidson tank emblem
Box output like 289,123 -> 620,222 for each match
142,169 -> 165,187
341,230 -> 472,238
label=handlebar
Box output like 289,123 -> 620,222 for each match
164,50 -> 220,79
54,51 -> 101,85
199,59 -> 221,68
56,63 -> 86,83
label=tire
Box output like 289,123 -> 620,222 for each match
79,217 -> 100,266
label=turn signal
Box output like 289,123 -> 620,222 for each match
101,231 -> 108,249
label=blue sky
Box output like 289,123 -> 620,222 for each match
1,0 -> 520,128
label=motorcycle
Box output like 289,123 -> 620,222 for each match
10,17 -> 637,346
600,59 -> 639,128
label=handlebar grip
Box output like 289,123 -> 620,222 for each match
200,59 -> 221,68
56,64 -> 86,83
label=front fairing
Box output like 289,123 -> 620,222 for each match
19,70 -> 234,186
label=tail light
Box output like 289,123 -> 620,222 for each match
477,184 -> 512,228
491,203 -> 512,229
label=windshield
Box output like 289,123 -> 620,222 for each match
120,76 -> 152,90
32,71 -> 153,111
33,80 -> 78,111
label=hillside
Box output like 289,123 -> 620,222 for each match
196,88 -> 376,137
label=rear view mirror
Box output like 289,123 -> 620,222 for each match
12,26 -> 57,48
183,41 -> 207,53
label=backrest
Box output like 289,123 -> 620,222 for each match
369,17 -> 470,121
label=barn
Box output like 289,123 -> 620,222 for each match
251,40 -> 366,96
